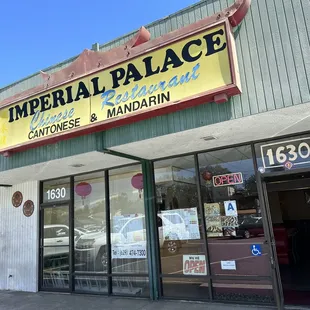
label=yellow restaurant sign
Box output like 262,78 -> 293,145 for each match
0,22 -> 240,153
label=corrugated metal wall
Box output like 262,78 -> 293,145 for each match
0,0 -> 309,168
0,181 -> 39,292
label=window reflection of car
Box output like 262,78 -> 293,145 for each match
157,213 -> 189,255
43,224 -> 88,258
236,216 -> 264,239
75,214 -> 185,272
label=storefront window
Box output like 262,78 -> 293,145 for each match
154,156 -> 209,300
198,146 -> 273,303
109,165 -> 148,281
74,172 -> 106,273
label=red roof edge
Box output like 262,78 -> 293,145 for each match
228,0 -> 251,27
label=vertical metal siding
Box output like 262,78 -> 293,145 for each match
0,181 -> 39,292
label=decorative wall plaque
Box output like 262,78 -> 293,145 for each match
23,200 -> 34,217
12,191 -> 23,208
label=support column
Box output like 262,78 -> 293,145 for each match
142,160 -> 159,300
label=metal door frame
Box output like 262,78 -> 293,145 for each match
39,201 -> 73,292
252,146 -> 284,310
260,180 -> 284,310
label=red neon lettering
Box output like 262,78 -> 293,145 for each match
227,174 -> 234,184
234,173 -> 242,183
213,176 -> 221,186
213,173 -> 243,187
221,175 -> 227,185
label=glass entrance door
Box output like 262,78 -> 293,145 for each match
40,204 -> 71,290
264,173 -> 310,307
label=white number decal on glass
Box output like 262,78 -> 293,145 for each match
286,144 -> 298,161
265,142 -> 310,166
275,146 -> 286,164
298,142 -> 310,159
266,149 -> 275,165
47,188 -> 66,200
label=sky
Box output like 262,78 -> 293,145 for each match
0,0 -> 200,89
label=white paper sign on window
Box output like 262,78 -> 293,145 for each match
224,200 -> 238,216
183,255 -> 207,275
161,208 -> 200,241
221,260 -> 236,270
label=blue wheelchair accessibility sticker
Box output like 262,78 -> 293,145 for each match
251,244 -> 262,256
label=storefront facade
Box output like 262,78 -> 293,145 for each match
0,1 -> 309,309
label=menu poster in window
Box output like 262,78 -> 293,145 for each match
161,208 -> 200,240
204,203 -> 223,237
205,215 -> 223,237
204,203 -> 221,216
222,216 -> 238,237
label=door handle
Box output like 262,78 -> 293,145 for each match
57,240 -> 63,243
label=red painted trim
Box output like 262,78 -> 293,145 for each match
228,0 -> 251,27
214,94 -> 229,104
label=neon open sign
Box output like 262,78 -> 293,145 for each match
213,172 -> 243,187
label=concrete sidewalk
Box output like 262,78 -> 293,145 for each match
0,291 -> 281,310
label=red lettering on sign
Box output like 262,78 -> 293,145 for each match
198,261 -> 206,273
212,172 -> 243,187
183,259 -> 206,274
184,260 -> 190,274
234,173 -> 242,183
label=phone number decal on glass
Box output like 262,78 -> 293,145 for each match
112,245 -> 147,259
261,137 -> 310,169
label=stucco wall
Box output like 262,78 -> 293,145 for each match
0,181 -> 39,292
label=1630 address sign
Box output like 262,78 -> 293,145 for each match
261,137 -> 310,170
46,188 -> 66,200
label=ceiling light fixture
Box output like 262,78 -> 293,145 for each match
70,164 -> 85,168
201,136 -> 216,141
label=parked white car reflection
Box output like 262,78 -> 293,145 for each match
43,224 -> 90,257
75,213 -> 188,271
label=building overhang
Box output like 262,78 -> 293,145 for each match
1,100 -> 310,186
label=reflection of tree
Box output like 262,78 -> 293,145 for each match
201,164 -> 231,176
243,174 -> 257,195
110,192 -> 145,216
156,182 -> 198,211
